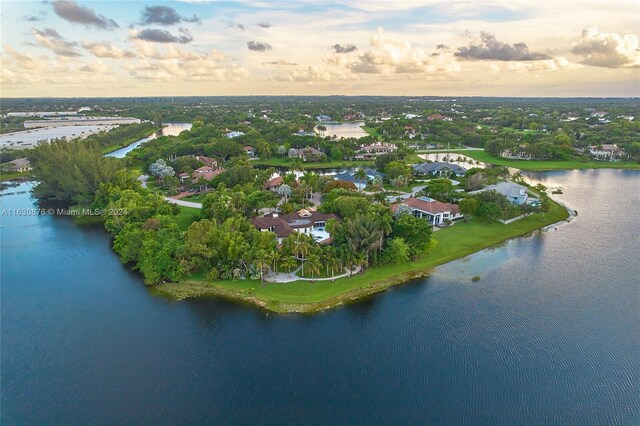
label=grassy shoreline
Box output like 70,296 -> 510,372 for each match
154,198 -> 570,313
432,150 -> 640,171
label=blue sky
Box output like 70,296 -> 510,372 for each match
1,0 -> 638,97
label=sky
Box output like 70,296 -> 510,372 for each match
1,0 -> 638,97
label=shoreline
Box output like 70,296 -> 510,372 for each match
154,199 -> 571,313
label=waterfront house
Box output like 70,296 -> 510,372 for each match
290,147 -> 325,162
191,166 -> 224,189
177,172 -> 190,183
412,162 -> 467,177
333,168 -> 384,190
3,158 -> 31,172
470,181 -> 530,205
315,114 -> 332,122
391,197 -> 463,225
252,209 -> 340,244
589,144 -> 627,160
354,143 -> 397,161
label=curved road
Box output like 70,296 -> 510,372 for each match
138,175 -> 203,209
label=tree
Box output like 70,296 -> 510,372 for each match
459,198 -> 479,220
342,214 -> 387,268
384,237 -> 410,264
466,172 -> 488,191
305,253 -> 322,280
384,161 -> 411,181
148,159 -> 175,186
276,184 -> 292,202
476,202 -> 503,222
354,168 -> 367,191
391,213 -> 433,259
277,145 -> 287,158
422,178 -> 456,202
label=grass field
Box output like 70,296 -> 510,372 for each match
179,193 -> 207,203
0,171 -> 31,181
446,150 -> 640,171
156,198 -> 569,312
175,206 -> 201,230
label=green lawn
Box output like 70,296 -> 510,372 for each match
175,206 -> 201,230
445,150 -> 640,171
0,171 -> 31,181
179,193 -> 207,203
157,198 -> 569,311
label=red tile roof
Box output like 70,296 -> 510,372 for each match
264,176 -> 284,188
391,197 -> 460,214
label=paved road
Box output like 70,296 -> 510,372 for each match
264,265 -> 362,283
138,174 -> 203,209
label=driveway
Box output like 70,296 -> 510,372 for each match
138,174 -> 203,209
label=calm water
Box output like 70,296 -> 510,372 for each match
105,122 -> 192,158
317,122 -> 368,139
1,169 -> 639,425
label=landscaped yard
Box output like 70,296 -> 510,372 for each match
253,157 -> 373,170
157,198 -> 570,311
179,193 -> 208,203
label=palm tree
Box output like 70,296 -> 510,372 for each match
354,168 -> 367,192
291,233 -> 312,275
327,255 -> 342,282
265,249 -> 279,279
280,255 -> 297,274
305,253 -> 322,281
253,251 -> 269,285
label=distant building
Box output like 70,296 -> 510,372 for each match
391,197 -> 462,225
354,143 -> 396,161
264,176 -> 284,191
195,155 -> 217,168
191,166 -> 224,189
243,146 -> 256,157
290,147 -> 325,162
2,158 -> 31,172
470,181 -> 530,205
412,162 -> 467,177
589,144 -> 627,160
225,131 -> 245,138
315,114 -> 332,122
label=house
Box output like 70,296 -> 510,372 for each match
191,166 -> 224,189
290,147 -> 325,162
590,111 -> 608,118
195,155 -> 217,168
428,114 -> 453,121
412,162 -> 467,177
177,172 -> 190,183
264,176 -> 284,191
244,146 -> 256,157
315,114 -> 332,122
391,197 -> 463,226
252,209 -> 340,244
225,131 -> 245,138
3,158 -> 31,172
295,128 -> 315,136
470,181 -> 530,205
354,143 -> 397,160
589,144 -> 627,160
333,168 -> 384,190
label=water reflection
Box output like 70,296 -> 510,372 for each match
105,122 -> 192,158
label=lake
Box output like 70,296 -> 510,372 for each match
105,122 -> 192,158
1,169 -> 639,424
317,122 -> 368,139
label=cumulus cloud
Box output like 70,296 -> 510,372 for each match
571,27 -> 639,68
247,41 -> 272,52
263,60 -> 297,66
347,28 -> 430,74
138,5 -> 199,26
52,0 -> 119,30
132,28 -> 193,44
332,43 -> 357,53
455,32 -> 550,61
257,22 -> 271,28
507,56 -> 578,72
79,62 -> 109,73
82,41 -> 136,59
32,28 -> 82,57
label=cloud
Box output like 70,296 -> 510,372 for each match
32,28 -> 82,57
507,56 -> 578,72
23,12 -> 46,22
275,66 -> 360,82
247,41 -> 272,52
79,62 -> 109,73
132,28 -> 193,44
52,0 -> 119,30
347,28 -> 430,74
571,27 -> 639,68
139,5 -> 199,26
257,22 -> 271,28
263,60 -> 297,66
455,32 -> 550,61
332,43 -> 357,53
82,41 -> 136,59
